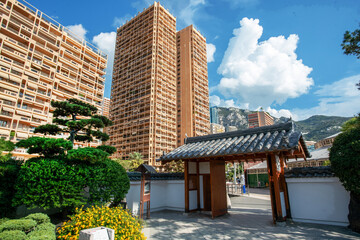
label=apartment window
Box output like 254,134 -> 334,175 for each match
0,120 -> 7,127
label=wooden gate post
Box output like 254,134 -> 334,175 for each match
267,154 -> 287,223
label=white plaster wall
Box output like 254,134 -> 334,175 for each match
286,177 -> 350,226
126,180 -> 185,216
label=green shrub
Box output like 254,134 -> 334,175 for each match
0,159 -> 21,217
57,206 -> 145,240
24,213 -> 50,225
96,145 -> 116,154
13,158 -> 87,211
0,230 -> 26,240
0,219 -> 9,225
67,147 -> 109,164
27,229 -> 55,240
0,219 -> 36,233
35,222 -> 55,232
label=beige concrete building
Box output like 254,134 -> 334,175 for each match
176,25 -> 209,146
110,2 -> 177,166
248,111 -> 274,128
102,97 -> 110,118
110,3 -> 210,166
210,123 -> 225,134
0,0 -> 107,159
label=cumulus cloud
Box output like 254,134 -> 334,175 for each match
266,107 -> 294,119
92,32 -> 117,97
216,17 -> 313,109
66,24 -> 87,40
206,43 -> 216,63
292,75 -> 360,120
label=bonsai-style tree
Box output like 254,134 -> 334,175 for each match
330,116 -> 360,233
34,98 -> 112,144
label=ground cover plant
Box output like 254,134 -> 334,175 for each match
0,213 -> 55,240
56,205 -> 145,240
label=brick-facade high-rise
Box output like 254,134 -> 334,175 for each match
110,2 -> 177,166
176,25 -> 209,147
110,3 -> 210,166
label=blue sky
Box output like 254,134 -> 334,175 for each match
32,0 -> 360,120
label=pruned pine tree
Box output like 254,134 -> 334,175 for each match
34,98 -> 112,145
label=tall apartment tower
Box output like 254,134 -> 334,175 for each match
176,25 -> 209,146
210,106 -> 219,124
248,111 -> 274,128
110,2 -> 177,165
0,0 -> 107,158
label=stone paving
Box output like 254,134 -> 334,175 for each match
143,193 -> 360,239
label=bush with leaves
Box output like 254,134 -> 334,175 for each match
13,158 -> 130,212
67,147 -> 109,164
16,137 -> 72,158
96,145 -> 116,154
13,158 -> 87,212
0,213 -> 55,240
0,139 -> 20,217
330,119 -> 360,232
57,206 -> 145,240
0,230 -> 27,240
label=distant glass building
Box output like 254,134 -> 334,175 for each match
210,107 -> 219,124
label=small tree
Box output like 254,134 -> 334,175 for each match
330,117 -> 360,233
341,27 -> 360,90
114,152 -> 144,171
163,160 -> 184,173
0,139 -> 19,217
34,98 -> 112,145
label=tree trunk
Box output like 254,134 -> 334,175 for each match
349,191 -> 360,233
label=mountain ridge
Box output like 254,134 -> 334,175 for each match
213,107 -> 351,142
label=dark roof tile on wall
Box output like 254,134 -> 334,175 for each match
127,172 -> 184,181
284,166 -> 335,178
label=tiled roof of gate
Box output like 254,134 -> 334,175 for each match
159,121 -> 310,161
284,166 -> 335,178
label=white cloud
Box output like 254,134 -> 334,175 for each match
266,107 -> 294,119
66,24 -> 87,40
209,95 -> 250,109
92,32 -> 117,98
292,75 -> 360,120
206,43 -> 216,63
179,0 -> 206,26
113,15 -> 132,28
216,17 -> 313,109
92,32 -> 116,55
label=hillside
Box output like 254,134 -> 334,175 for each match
214,107 -> 351,142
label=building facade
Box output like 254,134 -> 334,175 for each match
102,97 -> 110,118
210,106 -> 219,124
110,3 -> 177,166
210,123 -> 225,134
248,111 -> 274,128
0,0 -> 107,158
110,3 -> 210,166
176,25 -> 209,147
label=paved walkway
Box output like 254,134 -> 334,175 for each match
143,194 -> 360,239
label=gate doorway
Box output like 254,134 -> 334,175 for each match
159,122 -> 310,223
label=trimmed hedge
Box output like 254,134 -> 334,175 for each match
24,213 -> 50,225
0,219 -> 36,233
0,230 -> 26,240
27,229 -> 56,240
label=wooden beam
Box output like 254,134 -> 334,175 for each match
266,155 -> 276,224
184,161 -> 189,213
196,161 -> 200,210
